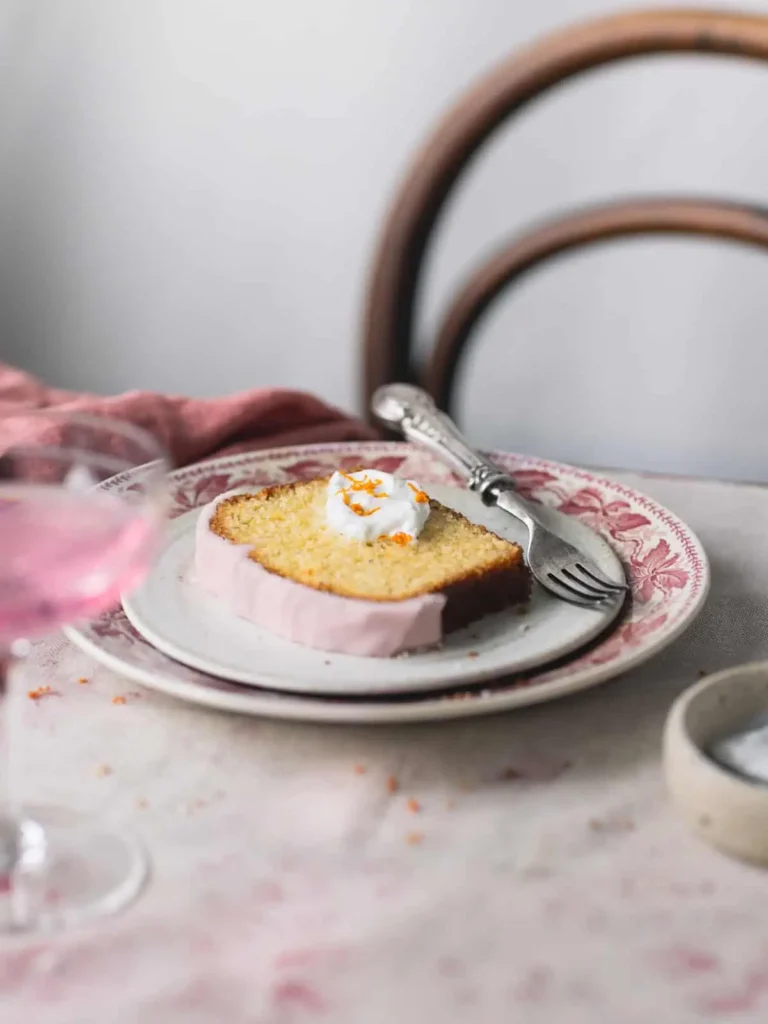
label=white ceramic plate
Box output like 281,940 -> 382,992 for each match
64,442 -> 709,723
121,483 -> 624,697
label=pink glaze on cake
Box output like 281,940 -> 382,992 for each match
194,491 -> 445,657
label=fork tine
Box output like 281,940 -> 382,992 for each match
545,572 -> 607,606
562,567 -> 613,598
577,563 -> 628,593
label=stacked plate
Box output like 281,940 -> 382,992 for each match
65,442 -> 709,724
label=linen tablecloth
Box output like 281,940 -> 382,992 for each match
2,471 -> 768,1024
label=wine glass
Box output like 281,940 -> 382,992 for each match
0,410 -> 168,932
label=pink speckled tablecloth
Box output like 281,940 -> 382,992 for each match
3,471 -> 768,1024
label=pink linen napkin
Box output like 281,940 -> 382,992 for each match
0,364 -> 378,464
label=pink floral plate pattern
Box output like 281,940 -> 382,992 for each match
64,443 -> 709,724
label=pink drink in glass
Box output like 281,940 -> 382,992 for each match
0,411 -> 168,932
0,488 -> 158,642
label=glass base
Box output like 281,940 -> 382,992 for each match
0,805 -> 148,933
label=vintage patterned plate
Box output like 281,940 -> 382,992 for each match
64,442 -> 709,723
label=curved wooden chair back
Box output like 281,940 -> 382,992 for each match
361,8 -> 768,422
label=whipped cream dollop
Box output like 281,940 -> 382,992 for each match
326,469 -> 431,544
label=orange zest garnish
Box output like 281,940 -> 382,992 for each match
407,482 -> 429,503
388,532 -> 412,546
406,798 -> 421,814
336,471 -> 388,517
339,471 -> 387,497
341,490 -> 379,517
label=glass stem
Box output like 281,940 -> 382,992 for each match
0,647 -> 16,883
0,644 -> 48,931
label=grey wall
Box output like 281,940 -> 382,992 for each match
2,0 -> 768,480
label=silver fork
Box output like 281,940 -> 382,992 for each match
371,384 -> 628,607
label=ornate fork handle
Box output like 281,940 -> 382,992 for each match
371,384 -> 626,605
371,384 -> 533,521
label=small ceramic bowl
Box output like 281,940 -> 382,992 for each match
664,661 -> 768,866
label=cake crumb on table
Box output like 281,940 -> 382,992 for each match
112,695 -> 127,705
94,764 -> 112,778
467,650 -> 479,659
27,686 -> 57,701
77,677 -> 89,685
386,775 -> 399,794
406,798 -> 421,814
405,831 -> 424,846
135,798 -> 149,810
353,764 -> 367,775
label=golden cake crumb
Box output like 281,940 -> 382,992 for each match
112,695 -> 127,705
77,677 -> 89,685
406,798 -> 421,814
94,764 -> 112,777
27,685 -> 55,701
386,775 -> 399,794
406,831 -> 424,846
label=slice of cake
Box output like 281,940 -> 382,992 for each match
194,469 -> 530,657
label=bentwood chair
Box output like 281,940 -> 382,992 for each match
361,8 -> 768,424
